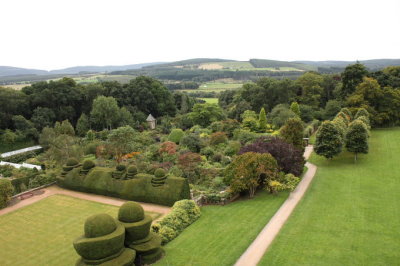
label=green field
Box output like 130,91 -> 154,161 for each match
156,191 -> 289,266
199,98 -> 218,104
260,128 -> 400,265
0,195 -> 160,266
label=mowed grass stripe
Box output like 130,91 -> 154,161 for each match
0,194 -> 159,266
156,191 -> 289,266
259,128 -> 400,265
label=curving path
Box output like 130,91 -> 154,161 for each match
0,185 -> 171,216
235,145 -> 316,266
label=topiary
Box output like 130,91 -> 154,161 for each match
82,160 -> 95,170
118,201 -> 145,223
127,165 -> 138,175
154,168 -> 166,178
84,214 -> 117,238
116,164 -> 126,171
66,158 -> 79,166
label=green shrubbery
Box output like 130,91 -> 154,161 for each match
152,199 -> 201,245
1,149 -> 42,163
58,167 -> 190,206
168,128 -> 184,144
0,179 -> 13,209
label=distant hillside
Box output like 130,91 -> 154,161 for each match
294,59 -> 400,70
0,62 -> 165,77
0,66 -> 47,77
249,59 -> 316,71
145,58 -> 235,68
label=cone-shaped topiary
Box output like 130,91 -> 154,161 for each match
74,213 -> 136,265
126,166 -> 138,179
116,164 -> 126,171
118,202 -> 144,223
117,201 -> 163,264
84,214 -> 117,238
82,160 -> 95,170
152,168 -> 167,187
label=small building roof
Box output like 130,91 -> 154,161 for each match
146,114 -> 156,122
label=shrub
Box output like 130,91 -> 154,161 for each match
279,118 -> 304,151
116,164 -> 126,171
209,132 -> 228,146
84,214 -> 117,238
224,152 -> 279,197
28,172 -> 56,189
180,134 -> 203,153
224,141 -> 241,156
154,168 -> 166,178
2,150 -> 41,163
200,146 -> 215,158
84,142 -> 100,155
239,137 -> 305,176
118,201 -> 144,223
82,160 -> 95,170
127,165 -> 138,174
232,129 -> 258,144
154,199 -> 201,245
355,108 -> 369,120
168,128 -> 184,144
0,179 -> 13,209
66,158 -> 79,166
159,141 -> 177,155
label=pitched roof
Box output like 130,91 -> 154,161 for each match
146,114 -> 156,121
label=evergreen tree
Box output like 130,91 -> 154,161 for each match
290,102 -> 301,117
76,114 -> 90,137
345,120 -> 369,162
315,121 -> 343,159
258,108 -> 267,132
279,118 -> 304,151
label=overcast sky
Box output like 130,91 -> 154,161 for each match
1,0 -> 399,70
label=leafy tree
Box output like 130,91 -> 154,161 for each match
0,87 -> 29,129
241,110 -> 259,131
279,118 -> 304,151
177,152 -> 202,182
290,102 -> 301,117
345,120 -> 369,162
31,107 -> 56,130
224,152 -> 279,198
54,120 -> 75,136
168,128 -> 185,144
258,108 -> 267,132
341,63 -> 368,98
107,126 -> 136,163
324,100 -> 342,120
239,137 -> 305,176
180,134 -> 204,153
315,121 -> 343,159
188,103 -> 225,127
12,115 -> 38,140
90,96 -> 120,130
1,129 -> 17,146
355,108 -> 369,120
296,72 -> 324,108
76,113 -> 90,136
118,106 -> 134,127
299,104 -> 314,123
209,132 -> 228,146
268,104 -> 297,128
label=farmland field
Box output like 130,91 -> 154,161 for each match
199,98 -> 218,104
0,195 -> 160,266
260,128 -> 400,265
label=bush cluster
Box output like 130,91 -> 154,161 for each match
0,179 -> 13,209
152,200 -> 201,244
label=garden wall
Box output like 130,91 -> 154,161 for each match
57,167 -> 190,206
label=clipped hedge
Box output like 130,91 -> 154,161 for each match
58,167 -> 190,206
152,199 -> 201,244
1,150 -> 41,163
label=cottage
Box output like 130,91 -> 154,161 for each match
146,114 -> 157,129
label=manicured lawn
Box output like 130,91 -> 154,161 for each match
260,128 -> 400,265
0,195 -> 160,266
156,191 -> 289,266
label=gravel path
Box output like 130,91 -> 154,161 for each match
0,185 -> 171,216
234,145 -> 316,266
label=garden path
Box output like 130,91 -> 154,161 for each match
234,145 -> 316,266
0,185 -> 171,216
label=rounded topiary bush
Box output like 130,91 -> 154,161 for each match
82,160 -> 95,170
116,164 -> 126,171
127,165 -> 138,175
154,168 -> 166,178
168,128 -> 184,144
66,158 -> 79,166
118,201 -> 144,223
84,214 -> 117,238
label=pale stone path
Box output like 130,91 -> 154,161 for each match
235,145 -> 316,266
0,185 -> 171,216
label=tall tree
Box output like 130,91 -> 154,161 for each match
76,114 -> 90,137
258,107 -> 267,132
290,102 -> 301,117
279,118 -> 304,151
315,121 -> 343,159
341,63 -> 368,98
107,126 -> 136,163
188,103 -> 225,127
345,120 -> 369,162
90,96 -> 120,130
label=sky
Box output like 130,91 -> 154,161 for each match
1,0 -> 399,70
